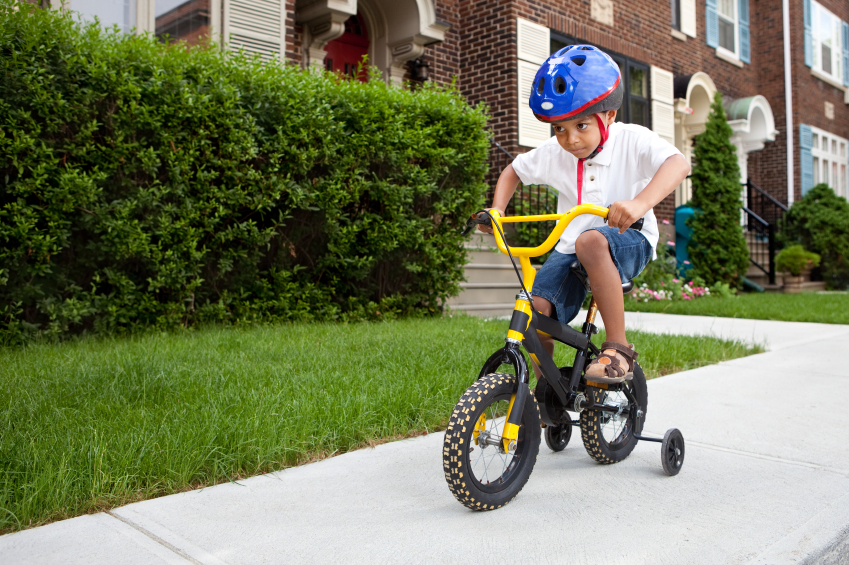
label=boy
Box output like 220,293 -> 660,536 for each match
481,45 -> 690,385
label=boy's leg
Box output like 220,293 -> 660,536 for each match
574,230 -> 633,381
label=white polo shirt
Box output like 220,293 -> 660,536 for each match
511,122 -> 683,257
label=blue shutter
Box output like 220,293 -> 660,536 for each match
842,21 -> 849,87
804,0 -> 813,68
800,124 -> 814,195
706,0 -> 719,48
739,0 -> 750,63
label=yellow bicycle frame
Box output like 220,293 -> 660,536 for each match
484,204 -> 610,452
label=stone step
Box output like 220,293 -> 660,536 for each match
446,302 -> 516,318
463,263 -> 523,284
445,284 -> 523,306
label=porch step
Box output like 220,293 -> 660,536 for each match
452,233 -> 528,317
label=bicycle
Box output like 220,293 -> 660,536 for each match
443,205 -> 685,511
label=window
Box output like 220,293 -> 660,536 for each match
811,1 -> 843,83
63,0 -> 137,33
809,125 -> 848,198
717,0 -> 736,53
671,0 -> 681,31
155,0 -> 210,46
550,34 -> 651,128
63,0 -> 211,45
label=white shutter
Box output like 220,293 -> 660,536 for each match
650,66 -> 675,105
518,60 -> 552,148
650,66 -> 675,144
516,18 -> 550,148
517,18 -> 550,65
680,0 -> 697,38
651,101 -> 675,144
224,0 -> 284,61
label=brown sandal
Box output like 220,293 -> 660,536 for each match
585,341 -> 638,385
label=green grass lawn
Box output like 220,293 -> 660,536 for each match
625,291 -> 849,324
0,316 -> 761,532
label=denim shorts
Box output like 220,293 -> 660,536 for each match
531,226 -> 653,325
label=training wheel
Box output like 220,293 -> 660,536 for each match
661,428 -> 685,476
544,416 -> 573,452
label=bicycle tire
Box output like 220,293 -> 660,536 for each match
443,373 -> 541,511
580,362 -> 648,464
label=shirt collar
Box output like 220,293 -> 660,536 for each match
586,122 -> 619,167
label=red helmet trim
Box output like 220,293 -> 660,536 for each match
533,76 -> 621,123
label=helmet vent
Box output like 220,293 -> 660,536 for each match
570,56 -> 586,66
537,78 -> 545,94
554,76 -> 566,94
563,45 -> 574,52
578,46 -> 593,50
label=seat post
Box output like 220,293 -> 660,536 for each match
584,296 -> 599,326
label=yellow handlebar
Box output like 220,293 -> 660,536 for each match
488,204 -> 609,258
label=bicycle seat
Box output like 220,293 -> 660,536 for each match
569,261 -> 633,294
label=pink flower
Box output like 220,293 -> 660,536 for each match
667,241 -> 676,246
672,278 -> 679,283
660,281 -> 665,286
683,260 -> 690,265
662,218 -> 670,225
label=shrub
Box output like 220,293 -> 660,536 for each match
687,92 -> 750,288
0,2 -> 489,343
780,184 -> 849,289
775,245 -> 821,276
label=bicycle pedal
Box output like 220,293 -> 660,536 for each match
584,380 -> 609,389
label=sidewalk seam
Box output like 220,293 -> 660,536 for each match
106,512 -> 204,565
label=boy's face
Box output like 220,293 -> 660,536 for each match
551,110 -> 617,159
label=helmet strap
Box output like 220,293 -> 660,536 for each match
576,114 -> 611,205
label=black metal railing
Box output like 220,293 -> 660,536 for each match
486,140 -> 558,252
742,180 -> 788,285
486,140 -> 557,215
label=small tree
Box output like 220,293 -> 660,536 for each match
687,92 -> 750,288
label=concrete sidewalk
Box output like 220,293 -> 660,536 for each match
3,314 -> 849,564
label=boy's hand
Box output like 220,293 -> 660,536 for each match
477,208 -> 504,234
607,200 -> 649,234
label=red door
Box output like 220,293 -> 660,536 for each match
324,14 -> 369,81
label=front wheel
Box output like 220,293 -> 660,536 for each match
443,373 -> 541,511
580,362 -> 648,464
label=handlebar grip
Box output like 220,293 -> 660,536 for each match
604,215 -> 645,232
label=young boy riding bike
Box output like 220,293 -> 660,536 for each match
480,45 -> 690,386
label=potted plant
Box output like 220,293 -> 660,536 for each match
776,245 -> 821,293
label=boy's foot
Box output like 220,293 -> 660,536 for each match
585,341 -> 638,385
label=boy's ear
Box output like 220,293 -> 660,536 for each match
605,110 -> 617,125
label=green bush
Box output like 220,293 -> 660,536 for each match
780,184 -> 849,289
775,245 -> 820,276
0,2 -> 489,343
687,92 -> 749,288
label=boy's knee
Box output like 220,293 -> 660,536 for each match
575,230 -> 609,260
532,295 -> 553,317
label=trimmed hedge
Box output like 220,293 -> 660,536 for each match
0,3 -> 489,342
780,184 -> 849,289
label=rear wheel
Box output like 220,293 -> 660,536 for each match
443,373 -> 540,511
580,362 -> 648,464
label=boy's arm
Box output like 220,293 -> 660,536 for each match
607,154 -> 690,233
478,163 -> 520,234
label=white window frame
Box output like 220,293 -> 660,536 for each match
811,1 -> 843,86
810,125 -> 848,199
715,0 -> 738,59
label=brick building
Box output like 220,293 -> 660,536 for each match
52,0 -> 849,218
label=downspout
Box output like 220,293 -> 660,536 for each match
783,0 -> 795,205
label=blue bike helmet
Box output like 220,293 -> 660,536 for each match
529,45 -> 623,123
